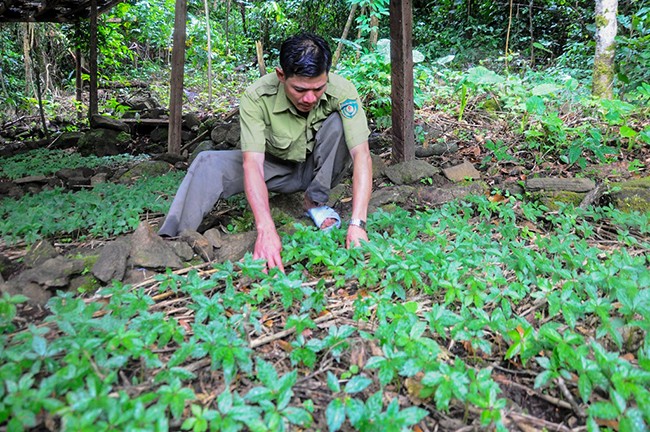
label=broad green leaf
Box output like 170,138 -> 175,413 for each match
327,372 -> 341,393
344,375 -> 372,394
619,125 -> 638,138
465,66 -> 505,86
282,407 -> 312,427
531,83 -> 561,96
326,398 -> 346,432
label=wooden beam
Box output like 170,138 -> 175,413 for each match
168,0 -> 187,155
88,0 -> 98,119
389,0 -> 414,162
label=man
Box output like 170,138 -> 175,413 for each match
159,33 -> 373,272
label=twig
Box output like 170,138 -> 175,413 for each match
556,377 -> 586,418
250,307 -> 351,349
504,411 -> 574,432
494,375 -> 573,410
180,129 -> 209,153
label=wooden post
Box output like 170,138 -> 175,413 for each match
168,0 -> 188,155
255,40 -> 266,76
389,0 -> 414,162
89,0 -> 98,119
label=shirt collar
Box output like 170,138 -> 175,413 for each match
273,82 -> 295,114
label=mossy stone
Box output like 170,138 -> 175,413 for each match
611,177 -> 650,213
533,191 -> 584,211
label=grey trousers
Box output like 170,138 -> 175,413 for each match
158,113 -> 351,236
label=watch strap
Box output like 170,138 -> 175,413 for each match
349,218 -> 366,230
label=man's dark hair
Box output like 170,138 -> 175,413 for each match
279,33 -> 332,78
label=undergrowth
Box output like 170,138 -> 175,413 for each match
0,149 -> 150,181
1,196 -> 648,431
0,172 -> 183,244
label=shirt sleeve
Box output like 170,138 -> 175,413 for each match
337,84 -> 370,150
239,91 -> 266,153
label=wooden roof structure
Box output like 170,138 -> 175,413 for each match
0,0 -> 122,22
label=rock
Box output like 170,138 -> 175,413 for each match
19,256 -> 86,288
125,95 -> 161,111
442,161 -> 481,182
69,274 -> 99,293
183,113 -> 202,131
0,180 -> 22,199
90,115 -> 131,133
384,160 -> 441,185
526,177 -> 595,192
155,153 -> 187,165
0,253 -> 19,280
190,141 -> 216,163
533,191 -> 585,211
170,241 -> 195,261
91,172 -> 109,186
52,131 -> 83,149
415,182 -> 488,206
368,132 -> 391,152
270,192 -> 306,219
181,131 -> 194,143
14,175 -> 50,185
130,222 -> 183,269
416,141 -> 458,158
214,231 -> 257,263
23,240 -> 59,268
116,160 -> 172,184
150,127 -> 169,143
211,124 -> 229,143
369,186 -> 416,213
371,154 -> 386,179
180,229 -> 214,262
123,268 -> 157,285
1,281 -> 51,306
78,128 -> 131,157
92,239 -> 131,283
203,229 -> 223,249
610,176 -> 650,213
225,124 -> 241,145
55,167 -> 95,188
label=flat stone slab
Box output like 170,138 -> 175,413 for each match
526,177 -> 595,192
442,161 -> 481,182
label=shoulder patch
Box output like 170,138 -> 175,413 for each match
339,98 -> 359,119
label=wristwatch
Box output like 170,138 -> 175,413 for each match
349,218 -> 366,230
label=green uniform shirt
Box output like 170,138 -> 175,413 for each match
239,72 -> 370,162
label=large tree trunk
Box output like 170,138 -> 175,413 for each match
592,0 -> 618,99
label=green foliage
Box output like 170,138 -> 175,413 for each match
0,149 -> 148,180
0,171 -> 183,244
2,196 -> 649,430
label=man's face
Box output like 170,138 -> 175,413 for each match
276,68 -> 328,113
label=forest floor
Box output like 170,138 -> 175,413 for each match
1,95 -> 650,431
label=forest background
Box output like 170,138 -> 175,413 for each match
1,1 -> 650,431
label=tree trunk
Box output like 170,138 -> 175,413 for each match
204,0 -> 213,106
22,23 -> 34,97
592,0 -> 618,99
332,3 -> 358,68
369,13 -> 379,49
356,6 -> 366,60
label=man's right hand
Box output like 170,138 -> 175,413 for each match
253,227 -> 285,273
